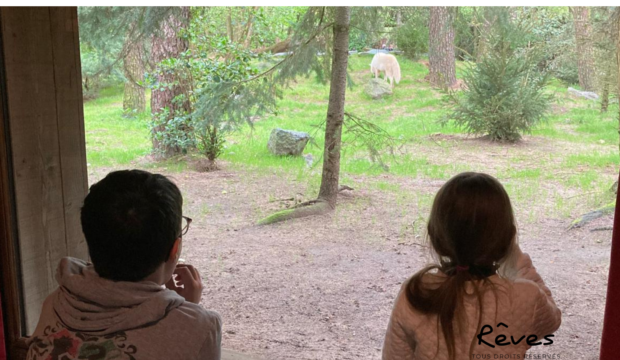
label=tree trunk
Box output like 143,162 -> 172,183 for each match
241,7 -> 258,48
602,62 -> 611,113
317,6 -> 351,208
429,7 -> 457,88
257,7 -> 351,225
122,33 -> 145,114
150,7 -> 191,158
572,7 -> 596,91
226,8 -> 234,43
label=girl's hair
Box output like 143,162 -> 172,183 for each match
405,172 -> 518,360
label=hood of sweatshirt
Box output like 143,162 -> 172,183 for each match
52,257 -> 185,335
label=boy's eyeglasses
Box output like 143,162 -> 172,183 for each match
179,216 -> 192,238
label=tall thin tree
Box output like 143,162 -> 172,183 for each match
258,7 -> 351,224
428,7 -> 457,89
572,6 -> 596,91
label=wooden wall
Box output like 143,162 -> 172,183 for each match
0,7 -> 88,334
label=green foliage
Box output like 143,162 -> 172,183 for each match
348,7 -> 386,51
276,7 -> 384,84
80,43 -> 124,99
518,7 -> 578,84
178,11 -> 283,161
394,8 -> 429,60
188,37 -> 278,161
348,28 -> 371,52
448,8 -> 552,142
191,7 -> 307,50
148,106 -> 196,157
275,7 -> 334,85
78,7 -> 179,98
453,7 -> 477,60
591,7 -> 619,101
84,56 -> 620,219
197,125 -> 226,162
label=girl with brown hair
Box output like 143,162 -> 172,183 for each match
382,172 -> 561,360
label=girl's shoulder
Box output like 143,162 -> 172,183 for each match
399,271 -> 539,299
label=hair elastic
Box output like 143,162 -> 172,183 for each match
456,265 -> 470,273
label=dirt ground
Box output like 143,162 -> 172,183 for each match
89,136 -> 613,360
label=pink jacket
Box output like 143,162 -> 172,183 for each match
382,252 -> 562,360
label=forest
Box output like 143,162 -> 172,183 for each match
79,7 -> 615,359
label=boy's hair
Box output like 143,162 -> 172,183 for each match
406,172 -> 517,360
81,170 -> 183,282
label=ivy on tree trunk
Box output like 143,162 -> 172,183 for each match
122,29 -> 146,114
150,6 -> 192,158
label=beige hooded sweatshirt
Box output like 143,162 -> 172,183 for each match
382,252 -> 562,360
26,257 -> 221,360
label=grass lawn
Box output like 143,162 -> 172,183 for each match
83,54 -> 620,220
84,87 -> 152,167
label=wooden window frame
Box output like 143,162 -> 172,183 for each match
0,10 -> 27,356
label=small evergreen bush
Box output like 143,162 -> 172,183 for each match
395,10 -> 429,60
447,8 -> 552,142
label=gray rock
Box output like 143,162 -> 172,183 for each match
568,87 -> 599,100
365,78 -> 393,99
267,128 -> 310,156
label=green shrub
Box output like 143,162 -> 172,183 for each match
148,106 -> 196,157
395,10 -> 429,59
447,8 -> 552,142
196,125 -> 225,162
524,7 -> 578,85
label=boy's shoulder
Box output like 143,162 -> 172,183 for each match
166,300 -> 222,334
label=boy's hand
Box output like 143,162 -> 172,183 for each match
165,264 -> 203,304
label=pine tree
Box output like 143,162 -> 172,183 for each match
448,7 -> 551,142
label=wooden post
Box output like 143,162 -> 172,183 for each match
0,7 -> 88,342
600,168 -> 620,359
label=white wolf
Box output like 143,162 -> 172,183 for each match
370,53 -> 401,87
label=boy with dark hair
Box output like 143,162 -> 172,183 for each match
26,169 -> 221,360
